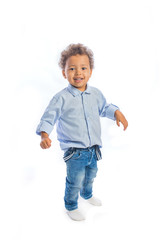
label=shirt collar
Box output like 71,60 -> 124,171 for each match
67,83 -> 91,97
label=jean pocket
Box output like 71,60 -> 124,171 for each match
63,148 -> 75,162
71,149 -> 82,160
63,149 -> 82,162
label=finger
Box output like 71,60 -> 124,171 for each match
123,120 -> 128,131
116,119 -> 120,127
40,142 -> 45,149
122,122 -> 126,131
46,139 -> 51,148
41,140 -> 49,149
40,138 -> 52,149
44,141 -> 50,148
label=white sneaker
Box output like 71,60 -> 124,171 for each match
87,196 -> 102,206
67,209 -> 85,221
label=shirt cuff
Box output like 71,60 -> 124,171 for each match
108,104 -> 120,120
36,121 -> 54,136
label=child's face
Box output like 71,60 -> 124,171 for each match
62,54 -> 92,92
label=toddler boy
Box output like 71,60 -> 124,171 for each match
36,43 -> 128,221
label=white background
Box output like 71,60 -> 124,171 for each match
0,0 -> 160,239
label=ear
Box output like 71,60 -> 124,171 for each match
62,69 -> 67,79
89,69 -> 93,77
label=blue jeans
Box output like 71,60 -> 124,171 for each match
63,145 -> 102,211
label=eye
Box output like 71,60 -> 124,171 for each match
69,68 -> 75,71
82,67 -> 87,70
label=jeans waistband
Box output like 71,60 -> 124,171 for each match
71,145 -> 98,151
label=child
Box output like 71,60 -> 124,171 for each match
36,43 -> 128,221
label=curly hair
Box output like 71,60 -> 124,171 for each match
58,43 -> 94,70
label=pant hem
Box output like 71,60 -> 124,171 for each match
65,206 -> 78,211
80,194 -> 92,200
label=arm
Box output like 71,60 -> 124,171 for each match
97,89 -> 128,130
36,96 -> 62,149
40,131 -> 52,149
114,110 -> 128,131
98,90 -> 119,120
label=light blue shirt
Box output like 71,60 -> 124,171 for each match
36,83 -> 119,151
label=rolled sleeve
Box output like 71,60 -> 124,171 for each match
98,90 -> 119,120
104,104 -> 119,120
36,96 -> 62,136
36,121 -> 54,136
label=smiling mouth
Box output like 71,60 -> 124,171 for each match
74,78 -> 83,80
74,78 -> 84,83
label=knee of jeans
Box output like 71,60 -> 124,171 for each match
86,168 -> 98,180
75,172 -> 85,186
68,171 -> 85,187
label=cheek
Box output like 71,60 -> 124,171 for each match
85,72 -> 91,78
67,71 -> 74,78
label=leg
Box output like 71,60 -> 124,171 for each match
64,172 -> 85,210
64,152 -> 86,211
80,150 -> 98,200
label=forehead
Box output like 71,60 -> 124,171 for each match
66,54 -> 90,66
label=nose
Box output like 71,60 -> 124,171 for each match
75,68 -> 82,75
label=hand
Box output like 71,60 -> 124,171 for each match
114,110 -> 128,131
40,137 -> 52,149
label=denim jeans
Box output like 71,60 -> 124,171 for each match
63,145 -> 102,211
